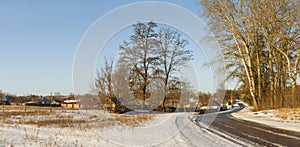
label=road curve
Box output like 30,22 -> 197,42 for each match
194,105 -> 300,146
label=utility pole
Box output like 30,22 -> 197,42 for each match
50,92 -> 52,112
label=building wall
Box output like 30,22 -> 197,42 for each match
61,103 -> 80,109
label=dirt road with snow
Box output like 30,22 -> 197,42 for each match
194,105 -> 300,146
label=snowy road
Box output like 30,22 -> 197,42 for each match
98,112 -> 244,146
194,105 -> 300,146
156,113 -> 243,147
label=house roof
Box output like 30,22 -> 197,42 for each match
63,100 -> 80,104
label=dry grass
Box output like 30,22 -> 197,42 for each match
0,106 -> 157,129
250,108 -> 257,112
24,116 -> 86,127
1,114 -> 88,129
1,105 -> 60,111
0,106 -> 85,128
0,111 -> 53,117
275,108 -> 300,120
23,114 -> 157,128
0,107 -> 57,125
114,114 -> 156,127
0,106 -> 61,119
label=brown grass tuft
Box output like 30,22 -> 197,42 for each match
114,114 -> 155,127
24,116 -> 86,127
275,108 -> 300,120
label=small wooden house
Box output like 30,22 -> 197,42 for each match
61,100 -> 81,109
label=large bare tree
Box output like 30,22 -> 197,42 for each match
156,28 -> 193,111
201,0 -> 299,110
119,21 -> 159,109
118,21 -> 193,111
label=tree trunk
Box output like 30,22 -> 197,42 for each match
291,80 -> 296,108
256,53 -> 262,108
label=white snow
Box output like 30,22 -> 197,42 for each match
4,103 -> 299,146
0,109 -> 244,146
63,99 -> 80,103
232,102 -> 300,133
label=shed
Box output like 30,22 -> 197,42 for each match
61,100 -> 81,109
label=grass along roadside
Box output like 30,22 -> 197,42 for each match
249,107 -> 300,121
275,108 -> 300,121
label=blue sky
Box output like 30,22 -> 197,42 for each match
0,0 -> 217,96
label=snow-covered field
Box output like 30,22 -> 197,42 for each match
4,103 -> 298,146
0,108 -> 241,146
232,102 -> 300,133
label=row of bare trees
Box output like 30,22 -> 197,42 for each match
95,21 -> 193,112
201,0 -> 299,110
